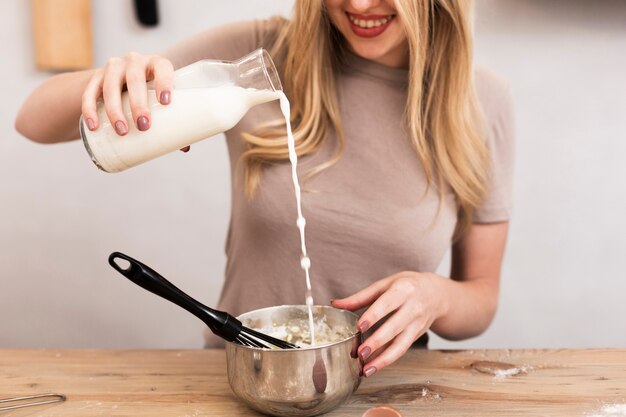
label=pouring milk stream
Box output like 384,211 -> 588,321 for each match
81,49 -> 317,346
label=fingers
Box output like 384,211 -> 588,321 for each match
150,56 -> 174,105
102,57 -> 128,136
355,282 -> 410,333
122,54 -> 174,132
357,303 -> 413,362
126,56 -> 150,132
331,275 -> 394,313
86,53 -> 175,136
334,272 -> 438,378
126,55 -> 174,132
358,293 -> 434,377
362,323 -> 424,378
82,69 -> 104,131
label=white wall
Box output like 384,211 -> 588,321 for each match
433,0 -> 626,349
1,0 -> 625,349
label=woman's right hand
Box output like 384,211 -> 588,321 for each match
81,53 -> 174,137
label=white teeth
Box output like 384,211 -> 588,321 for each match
348,14 -> 393,29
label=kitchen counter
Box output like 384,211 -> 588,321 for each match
1,349 -> 625,416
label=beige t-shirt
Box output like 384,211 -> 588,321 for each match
162,19 -> 515,348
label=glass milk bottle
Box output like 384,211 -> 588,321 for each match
80,49 -> 282,172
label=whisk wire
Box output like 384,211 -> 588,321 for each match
237,332 -> 269,349
243,327 -> 299,349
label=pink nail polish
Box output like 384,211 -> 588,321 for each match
114,120 -> 128,135
359,346 -> 371,362
364,366 -> 377,377
160,90 -> 171,105
358,321 -> 370,333
137,116 -> 149,131
86,118 -> 96,131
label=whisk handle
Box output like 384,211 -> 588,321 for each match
108,252 -> 241,341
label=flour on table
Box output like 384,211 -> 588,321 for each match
586,404 -> 626,417
470,360 -> 529,379
493,366 -> 529,379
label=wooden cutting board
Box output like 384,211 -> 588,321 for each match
31,0 -> 93,70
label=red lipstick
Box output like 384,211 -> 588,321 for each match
346,12 -> 395,38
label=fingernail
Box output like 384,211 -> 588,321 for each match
86,118 -> 96,131
359,346 -> 371,362
114,120 -> 128,135
160,90 -> 171,105
358,321 -> 370,333
364,366 -> 377,377
137,116 -> 150,131
330,299 -> 336,304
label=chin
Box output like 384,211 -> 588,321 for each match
349,43 -> 390,61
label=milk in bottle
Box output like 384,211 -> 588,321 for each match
80,49 -> 282,173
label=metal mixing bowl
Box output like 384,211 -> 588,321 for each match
225,305 -> 362,416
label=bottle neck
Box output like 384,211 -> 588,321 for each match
233,49 -> 282,92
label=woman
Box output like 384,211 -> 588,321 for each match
15,0 -> 514,378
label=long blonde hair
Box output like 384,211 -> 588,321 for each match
241,0 -> 489,238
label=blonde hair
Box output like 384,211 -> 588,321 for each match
241,0 -> 489,238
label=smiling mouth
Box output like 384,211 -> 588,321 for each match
347,12 -> 395,28
345,12 -> 395,38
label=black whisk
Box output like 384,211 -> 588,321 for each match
108,252 -> 298,349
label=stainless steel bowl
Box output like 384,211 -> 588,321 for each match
225,305 -> 362,417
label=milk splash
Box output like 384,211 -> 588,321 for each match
277,92 -> 316,346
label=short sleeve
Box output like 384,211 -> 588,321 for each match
472,67 -> 516,223
160,18 -> 283,70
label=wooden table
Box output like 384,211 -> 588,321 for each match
1,349 -> 625,416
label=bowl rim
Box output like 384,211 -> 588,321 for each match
228,304 -> 361,352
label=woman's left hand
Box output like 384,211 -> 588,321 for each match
331,271 -> 448,377
331,223 -> 509,377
